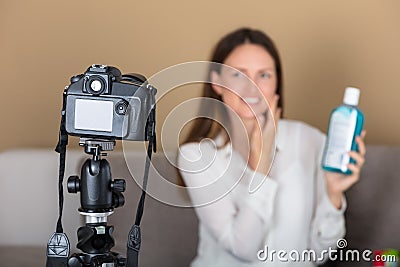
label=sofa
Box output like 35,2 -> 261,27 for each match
0,145 -> 399,267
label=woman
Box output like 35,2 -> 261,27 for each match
177,28 -> 366,266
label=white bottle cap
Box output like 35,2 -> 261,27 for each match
343,87 -> 360,106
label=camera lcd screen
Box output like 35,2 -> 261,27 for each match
74,99 -> 114,132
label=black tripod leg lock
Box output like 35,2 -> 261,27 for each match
46,232 -> 70,267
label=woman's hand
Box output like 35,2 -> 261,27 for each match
248,94 -> 281,175
324,130 -> 367,209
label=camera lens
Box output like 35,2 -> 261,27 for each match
90,80 -> 102,92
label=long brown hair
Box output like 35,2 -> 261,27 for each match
183,27 -> 284,145
176,27 -> 284,186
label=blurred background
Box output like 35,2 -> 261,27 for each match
1,0 -> 399,152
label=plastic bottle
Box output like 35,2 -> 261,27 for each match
322,87 -> 364,174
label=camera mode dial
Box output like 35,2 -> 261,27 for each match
70,74 -> 83,83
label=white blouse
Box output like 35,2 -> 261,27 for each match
177,119 -> 346,267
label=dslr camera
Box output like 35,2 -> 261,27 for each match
64,64 -> 156,141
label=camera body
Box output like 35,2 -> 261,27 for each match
64,64 -> 156,141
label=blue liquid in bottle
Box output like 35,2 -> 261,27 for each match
322,87 -> 364,174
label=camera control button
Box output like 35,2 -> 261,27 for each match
70,74 -> 83,83
116,101 -> 129,115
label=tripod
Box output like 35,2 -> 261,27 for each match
66,138 -> 126,267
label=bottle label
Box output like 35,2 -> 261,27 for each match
324,110 -> 357,172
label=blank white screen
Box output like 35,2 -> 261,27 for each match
74,99 -> 114,132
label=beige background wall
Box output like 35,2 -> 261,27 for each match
1,0 -> 399,152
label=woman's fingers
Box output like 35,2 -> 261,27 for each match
356,130 -> 367,157
347,151 -> 365,168
346,130 -> 367,169
263,94 -> 280,131
250,117 -> 262,149
346,163 -> 361,177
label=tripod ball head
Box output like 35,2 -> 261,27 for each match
67,158 -> 126,213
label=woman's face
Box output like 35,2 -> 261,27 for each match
211,43 -> 277,119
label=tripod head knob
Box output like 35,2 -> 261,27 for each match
111,179 -> 126,193
67,176 -> 80,193
112,191 -> 125,208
